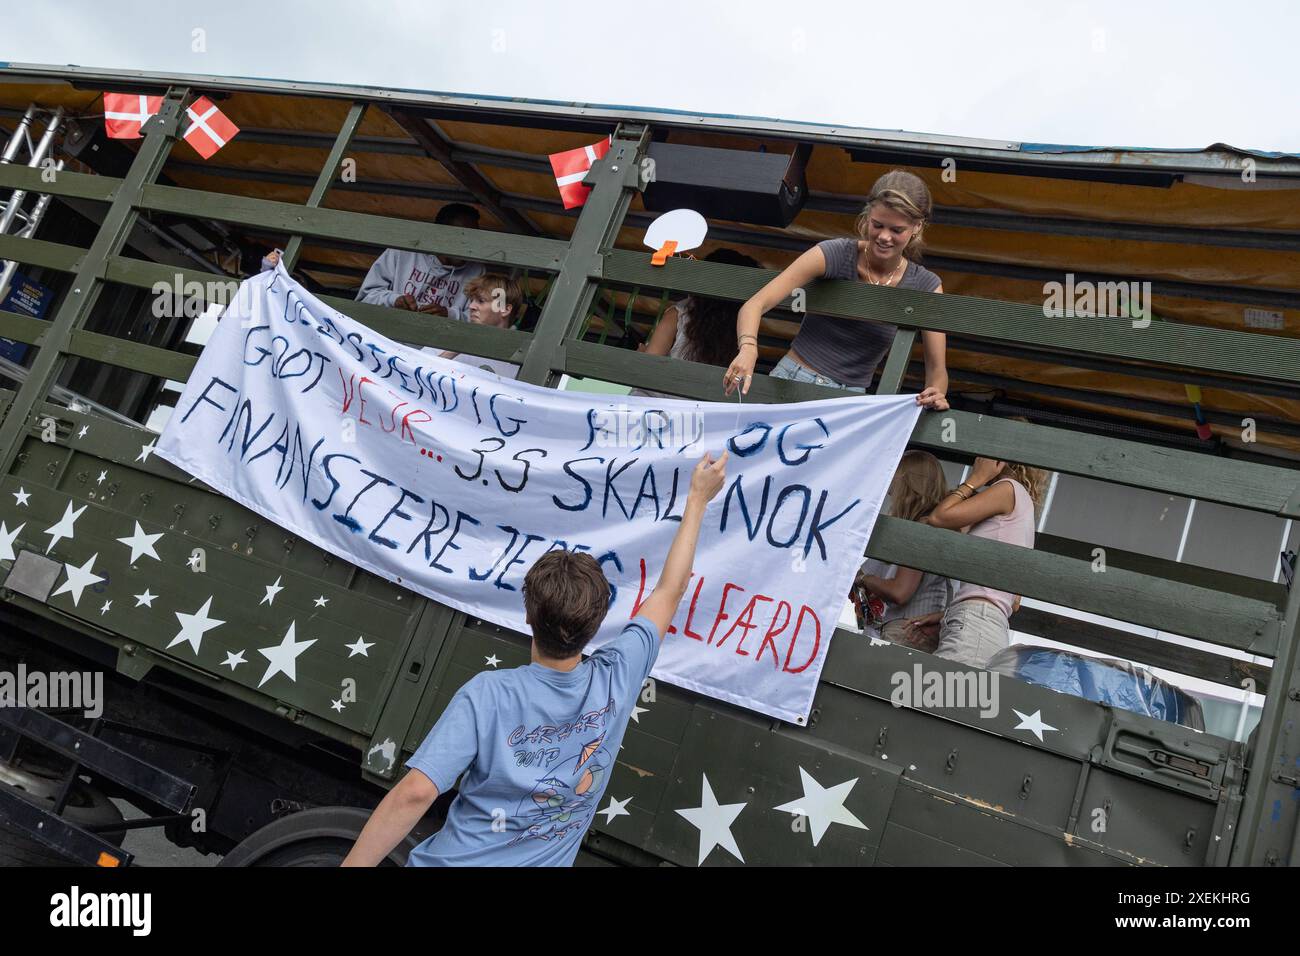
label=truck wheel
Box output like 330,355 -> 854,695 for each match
219,806 -> 428,867
0,760 -> 126,866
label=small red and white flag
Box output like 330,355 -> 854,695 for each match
103,93 -> 163,139
182,96 -> 240,160
548,137 -> 612,209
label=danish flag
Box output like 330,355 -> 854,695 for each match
182,96 -> 240,160
548,137 -> 612,209
103,93 -> 163,139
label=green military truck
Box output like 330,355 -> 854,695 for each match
0,63 -> 1297,867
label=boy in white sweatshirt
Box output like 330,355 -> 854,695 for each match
355,203 -> 486,321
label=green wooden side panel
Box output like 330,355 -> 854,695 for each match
0,409 -> 426,747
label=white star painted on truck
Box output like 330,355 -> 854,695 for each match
134,589 -> 157,608
484,654 -> 500,668
0,521 -> 24,562
313,595 -> 328,608
346,637 -> 374,658
11,487 -> 30,507
260,576 -> 283,606
676,774 -> 747,866
168,597 -> 225,654
630,704 -> 648,724
257,622 -> 316,687
220,650 -> 246,671
1012,709 -> 1058,742
76,425 -> 88,439
51,553 -> 105,608
136,441 -> 156,463
186,552 -> 201,570
772,767 -> 869,847
599,796 -> 632,824
96,471 -> 107,486
330,699 -> 345,713
116,521 -> 163,563
42,501 -> 87,554
99,600 -> 112,615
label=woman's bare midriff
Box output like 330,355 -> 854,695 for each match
785,346 -> 817,372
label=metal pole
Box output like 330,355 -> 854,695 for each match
0,160 -> 63,301
0,108 -> 65,302
0,107 -> 62,238
0,105 -> 35,164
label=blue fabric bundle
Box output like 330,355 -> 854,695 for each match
986,645 -> 1204,730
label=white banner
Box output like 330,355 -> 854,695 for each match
158,266 -> 920,724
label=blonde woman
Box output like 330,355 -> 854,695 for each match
854,451 -> 953,650
723,169 -> 948,410
919,457 -> 1049,667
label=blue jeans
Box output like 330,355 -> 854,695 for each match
769,354 -> 866,393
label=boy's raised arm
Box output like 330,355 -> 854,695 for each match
636,452 -> 728,640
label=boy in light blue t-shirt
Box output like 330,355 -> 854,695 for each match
342,451 -> 729,867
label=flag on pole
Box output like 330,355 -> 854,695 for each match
103,93 -> 163,139
182,96 -> 240,160
548,138 -> 612,209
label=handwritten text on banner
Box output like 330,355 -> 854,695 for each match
157,266 -> 920,724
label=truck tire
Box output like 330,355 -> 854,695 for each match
0,761 -> 126,866
219,806 -> 429,867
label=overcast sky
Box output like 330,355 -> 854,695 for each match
3,0 -> 1297,152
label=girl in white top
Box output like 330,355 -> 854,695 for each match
912,458 -> 1048,667
636,249 -> 759,399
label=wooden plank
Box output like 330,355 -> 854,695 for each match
1011,605 -> 1271,692
0,310 -> 49,346
105,255 -> 234,298
866,515 -> 1282,655
0,162 -> 119,202
600,249 -> 1300,385
139,183 -> 568,272
564,338 -> 1300,518
318,294 -> 533,358
66,330 -> 197,381
104,256 -> 534,361
0,234 -> 82,273
875,326 -> 916,395
1036,532 -> 1286,609
909,413 -> 1300,519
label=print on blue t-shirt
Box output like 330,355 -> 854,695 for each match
509,697 -> 615,845
404,616 -> 659,867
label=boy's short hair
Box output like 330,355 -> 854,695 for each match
465,273 -> 525,324
435,202 -> 480,227
523,550 -> 611,659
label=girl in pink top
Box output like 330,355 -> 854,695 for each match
917,458 -> 1048,667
